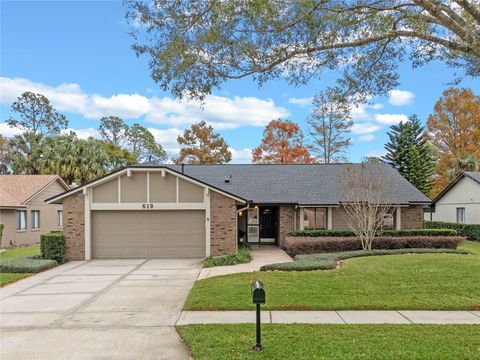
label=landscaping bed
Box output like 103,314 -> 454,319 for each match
203,245 -> 251,268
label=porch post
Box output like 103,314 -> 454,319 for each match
396,207 -> 401,230
327,207 -> 333,230
299,207 -> 304,230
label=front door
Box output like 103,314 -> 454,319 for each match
259,207 -> 278,244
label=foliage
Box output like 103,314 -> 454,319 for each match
99,116 -> 129,146
284,236 -> 463,257
262,248 -> 470,271
427,88 -> 480,196
0,257 -> 57,273
308,87 -> 352,163
383,115 -> 435,195
362,156 -> 382,164
40,232 -> 66,263
0,135 -> 12,174
288,229 -> 458,237
175,121 -> 232,164
126,0 -> 480,101
424,221 -> 480,241
9,131 -> 44,174
126,123 -> 167,163
203,245 -> 251,268
252,119 -> 313,163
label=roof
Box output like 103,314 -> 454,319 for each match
432,171 -> 480,203
0,175 -> 68,208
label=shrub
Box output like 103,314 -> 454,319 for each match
203,245 -> 251,268
0,257 -> 57,273
288,229 -> 457,237
424,221 -> 480,241
284,236 -> 464,257
261,248 -> 470,272
40,232 -> 66,263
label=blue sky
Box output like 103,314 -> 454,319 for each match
1,1 -> 479,163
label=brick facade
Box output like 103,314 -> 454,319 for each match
278,205 -> 296,247
210,190 -> 237,256
63,191 -> 85,260
401,205 -> 424,229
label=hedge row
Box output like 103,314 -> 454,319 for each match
288,229 -> 457,237
424,221 -> 480,241
261,248 -> 471,272
284,236 -> 464,257
40,232 -> 66,263
0,258 -> 57,273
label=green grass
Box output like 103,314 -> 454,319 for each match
0,273 -> 32,286
203,245 -> 252,268
185,241 -> 480,310
0,245 -> 42,286
177,324 -> 480,360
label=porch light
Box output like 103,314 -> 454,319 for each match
254,205 -> 258,209
238,211 -> 243,216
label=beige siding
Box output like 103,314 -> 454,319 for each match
92,179 -> 118,203
0,209 -> 15,247
150,172 -> 176,203
332,207 -> 350,230
92,210 -> 205,258
27,181 -> 66,205
179,178 -> 204,203
120,173 -> 148,203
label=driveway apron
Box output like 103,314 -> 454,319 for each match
1,258 -> 202,360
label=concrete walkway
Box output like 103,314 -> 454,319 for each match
1,258 -> 202,360
177,310 -> 480,325
198,246 -> 292,280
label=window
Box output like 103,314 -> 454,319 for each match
456,208 -> 465,224
16,210 -> 27,231
57,210 -> 63,228
31,210 -> 40,230
303,208 -> 327,229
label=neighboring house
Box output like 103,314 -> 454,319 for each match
47,163 -> 430,260
0,175 -> 69,248
424,172 -> 480,224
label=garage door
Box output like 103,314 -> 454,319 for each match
92,210 -> 206,258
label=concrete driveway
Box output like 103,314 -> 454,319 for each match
1,258 -> 202,360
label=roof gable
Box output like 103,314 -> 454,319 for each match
432,171 -> 480,204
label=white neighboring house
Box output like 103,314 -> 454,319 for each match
425,172 -> 480,224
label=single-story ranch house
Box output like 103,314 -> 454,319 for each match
47,163 -> 430,260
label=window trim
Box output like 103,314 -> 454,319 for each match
303,207 -> 327,230
31,210 -> 40,230
57,210 -> 63,228
16,210 -> 27,231
456,207 -> 466,224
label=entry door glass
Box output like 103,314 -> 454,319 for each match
260,207 -> 277,240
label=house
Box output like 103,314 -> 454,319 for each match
424,171 -> 480,224
46,163 -> 430,260
0,175 -> 69,248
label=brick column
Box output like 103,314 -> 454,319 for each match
63,192 -> 85,260
210,191 -> 237,256
401,205 -> 424,229
278,205 -> 295,247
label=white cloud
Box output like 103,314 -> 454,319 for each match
367,149 -> 386,158
375,113 -> 409,125
64,127 -> 100,140
351,122 -> 382,135
0,77 -> 289,130
229,147 -> 252,164
358,134 -> 375,142
388,90 -> 414,106
349,102 -> 383,121
288,97 -> 313,107
0,122 -> 22,137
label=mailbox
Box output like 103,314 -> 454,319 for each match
251,281 -> 265,304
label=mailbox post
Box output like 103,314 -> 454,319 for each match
251,281 -> 265,351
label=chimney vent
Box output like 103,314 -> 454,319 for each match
224,175 -> 232,183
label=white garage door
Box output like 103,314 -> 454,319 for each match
92,210 -> 206,258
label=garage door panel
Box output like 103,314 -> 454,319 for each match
92,210 -> 205,258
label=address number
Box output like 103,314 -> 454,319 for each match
142,203 -> 154,209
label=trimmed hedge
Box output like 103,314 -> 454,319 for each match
203,245 -> 252,268
424,221 -> 480,241
40,232 -> 66,263
0,258 -> 57,273
284,236 -> 465,257
260,248 -> 471,271
288,229 -> 457,237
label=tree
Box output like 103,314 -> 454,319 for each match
126,0 -> 480,101
9,132 -> 44,174
308,88 -> 352,163
252,119 -> 314,164
383,115 -> 435,195
126,123 -> 167,163
99,116 -> 129,146
362,156 -> 383,164
339,165 -> 393,250
427,88 -> 480,195
0,134 -> 12,174
175,121 -> 232,164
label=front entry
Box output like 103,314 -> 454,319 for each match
259,206 -> 278,244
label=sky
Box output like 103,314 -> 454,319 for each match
1,0 -> 479,163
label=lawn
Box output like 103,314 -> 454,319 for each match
177,324 -> 480,360
185,241 -> 480,310
0,245 -> 40,286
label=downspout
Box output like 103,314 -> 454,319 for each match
236,200 -> 252,250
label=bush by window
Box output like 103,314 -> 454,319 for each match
41,232 -> 66,263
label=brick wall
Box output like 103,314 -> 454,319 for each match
401,205 -> 424,229
63,191 -> 85,260
279,205 -> 295,247
210,191 -> 237,256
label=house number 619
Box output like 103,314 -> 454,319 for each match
142,203 -> 154,209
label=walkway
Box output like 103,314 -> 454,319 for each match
198,246 -> 292,280
178,310 -> 480,325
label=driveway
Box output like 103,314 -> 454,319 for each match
0,258 -> 202,360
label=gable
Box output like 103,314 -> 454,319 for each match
25,179 -> 68,206
436,176 -> 480,205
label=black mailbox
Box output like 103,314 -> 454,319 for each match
251,281 -> 265,304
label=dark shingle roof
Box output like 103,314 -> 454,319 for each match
139,163 -> 430,205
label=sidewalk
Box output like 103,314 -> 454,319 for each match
177,310 -> 480,325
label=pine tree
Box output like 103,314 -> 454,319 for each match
382,115 -> 435,195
